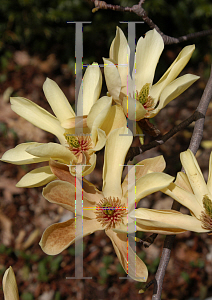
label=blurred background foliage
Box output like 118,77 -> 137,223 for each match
0,0 -> 212,75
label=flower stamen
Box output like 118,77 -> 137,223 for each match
95,196 -> 127,230
200,195 -> 212,232
64,133 -> 93,159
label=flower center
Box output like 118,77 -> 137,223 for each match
200,195 -> 212,232
64,133 -> 93,162
95,197 -> 127,230
136,83 -> 154,117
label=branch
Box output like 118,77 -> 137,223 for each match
125,110 -> 202,162
90,0 -> 212,44
152,65 -> 212,300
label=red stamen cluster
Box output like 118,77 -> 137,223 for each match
95,196 -> 127,230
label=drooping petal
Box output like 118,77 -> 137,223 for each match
135,29 -> 164,92
122,96 -> 147,121
180,150 -> 209,203
77,63 -> 102,116
1,142 -> 48,164
150,74 -> 199,117
208,152 -> 212,196
26,142 -> 77,164
106,229 -> 148,282
3,267 -> 19,300
103,127 -> 133,199
39,217 -> 101,255
130,172 -> 174,205
162,183 -> 202,218
43,180 -> 96,219
49,159 -> 103,205
10,97 -> 65,144
100,105 -> 127,136
103,58 -> 122,101
122,155 -> 166,196
16,166 -> 56,188
135,208 -> 208,233
43,78 -> 75,123
150,45 -> 195,100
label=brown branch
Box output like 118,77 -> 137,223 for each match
125,110 -> 203,162
90,0 -> 212,44
152,65 -> 212,300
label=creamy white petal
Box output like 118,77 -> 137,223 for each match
77,63 -> 102,116
162,183 -> 202,218
106,229 -> 148,282
207,152 -> 212,197
10,97 -> 65,144
150,45 -> 195,100
3,267 -> 19,300
26,142 -> 77,164
135,29 -> 164,92
135,208 -> 208,233
109,27 -> 130,95
43,78 -> 75,123
103,58 -> 122,100
180,150 -> 209,203
16,166 -> 56,188
103,127 -> 133,198
151,74 -> 199,117
1,142 -> 48,164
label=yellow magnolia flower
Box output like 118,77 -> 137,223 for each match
2,267 -> 19,300
104,27 -> 199,121
39,126 -> 174,281
1,64 -> 126,188
135,149 -> 212,234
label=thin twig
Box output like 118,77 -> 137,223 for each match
152,65 -> 212,300
90,0 -> 212,44
125,110 -> 203,162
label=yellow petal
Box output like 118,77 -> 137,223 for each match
151,74 -> 199,117
92,128 -> 106,152
122,96 -> 147,121
103,127 -> 133,198
43,180 -> 96,219
61,115 -> 87,129
175,171 -> 193,193
10,97 -> 65,144
180,149 -> 209,203
26,142 -> 77,164
122,155 -> 166,196
106,229 -> 148,282
162,182 -> 202,218
109,27 -> 129,96
1,142 -> 48,164
150,45 -> 195,100
135,208 -> 208,233
77,63 -> 102,115
133,172 -> 174,204
3,267 -> 19,300
208,152 -> 212,196
16,166 -> 56,188
135,29 -> 164,92
103,58 -> 122,101
87,96 -> 112,130
43,78 -> 75,123
100,105 -> 127,136
39,217 -> 101,255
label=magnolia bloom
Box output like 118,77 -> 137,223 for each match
39,127 -> 174,281
1,64 -> 126,188
2,267 -> 19,300
135,149 -> 212,234
104,27 -> 199,121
